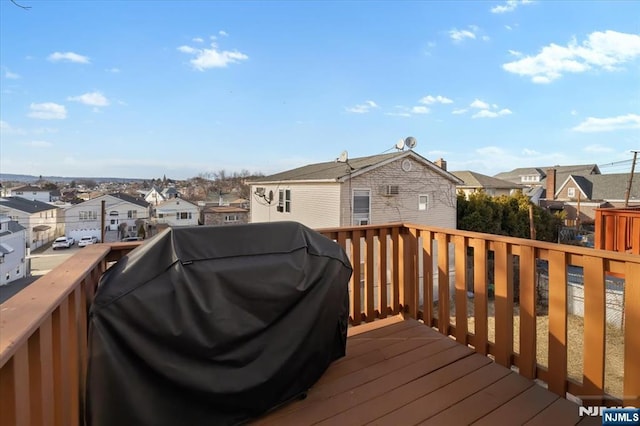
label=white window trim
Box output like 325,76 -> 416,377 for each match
567,187 -> 576,198
418,194 -> 429,211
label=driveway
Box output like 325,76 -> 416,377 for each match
0,244 -> 78,303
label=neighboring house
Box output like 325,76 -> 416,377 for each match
249,151 -> 462,229
0,216 -> 28,286
64,193 -> 150,240
451,171 -> 522,198
202,206 -> 250,226
0,197 -> 62,250
9,185 -> 53,203
541,172 -> 640,224
144,186 -> 180,205
494,164 -> 600,188
152,197 -> 200,227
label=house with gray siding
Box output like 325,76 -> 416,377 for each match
0,197 -> 62,250
249,151 -> 462,229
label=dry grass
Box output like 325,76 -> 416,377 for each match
444,300 -> 625,398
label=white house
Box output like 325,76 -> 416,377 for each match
0,197 -> 62,250
0,216 -> 28,286
144,186 -> 180,205
249,150 -> 463,229
7,185 -> 53,203
152,197 -> 200,227
64,193 -> 150,240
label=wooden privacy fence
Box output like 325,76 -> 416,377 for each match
595,207 -> 640,255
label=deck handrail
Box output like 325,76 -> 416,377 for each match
1,224 -> 638,425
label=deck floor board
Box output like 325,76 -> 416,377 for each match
251,316 -> 587,426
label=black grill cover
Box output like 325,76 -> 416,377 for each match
86,221 -> 352,426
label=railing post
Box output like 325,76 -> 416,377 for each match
399,227 -> 418,319
493,241 -> 514,368
547,250 -> 568,397
624,262 -> 640,407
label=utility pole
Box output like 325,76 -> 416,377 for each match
624,150 -> 639,208
101,200 -> 106,242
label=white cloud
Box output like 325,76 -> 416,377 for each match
48,51 -> 90,64
452,108 -> 468,115
571,109 -> 578,116
420,95 -> 453,105
28,103 -> 67,120
508,49 -> 522,57
0,120 -> 26,134
219,30 -> 228,37
505,25 -> 513,31
4,68 -> 20,79
411,106 -> 430,114
385,112 -> 412,117
67,91 -> 110,107
472,108 -> 512,119
346,100 -> 378,114
491,0 -> 533,14
25,140 -> 52,148
503,30 -> 640,83
584,144 -> 614,153
449,28 -> 476,42
470,99 -> 490,109
572,113 -> 640,132
522,148 -> 540,156
106,67 -> 121,73
178,39 -> 248,71
192,37 -> 204,43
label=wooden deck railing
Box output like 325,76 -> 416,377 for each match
1,226 -> 638,425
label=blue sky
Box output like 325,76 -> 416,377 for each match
1,0 -> 639,180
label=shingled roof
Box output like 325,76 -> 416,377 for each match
250,151 -> 462,184
451,171 -> 522,190
0,197 -> 59,214
564,173 -> 640,201
494,164 -> 600,186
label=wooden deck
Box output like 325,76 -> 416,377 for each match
253,317 -> 600,426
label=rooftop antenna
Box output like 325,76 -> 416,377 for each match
395,139 -> 405,151
405,136 -> 417,149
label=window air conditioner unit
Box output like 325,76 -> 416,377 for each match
382,185 -> 399,196
276,206 -> 284,212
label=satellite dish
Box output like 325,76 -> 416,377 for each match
337,150 -> 349,163
395,139 -> 405,151
405,136 -> 417,149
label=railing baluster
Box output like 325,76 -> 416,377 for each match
518,245 -> 537,379
420,230 -> 434,326
351,229 -> 362,325
454,235 -> 468,344
624,262 -> 640,407
494,241 -> 514,368
14,344 -> 30,426
472,239 -> 488,355
390,227 -> 400,314
547,250 -> 568,397
364,229 -> 375,322
436,233 -> 449,335
377,228 -> 388,318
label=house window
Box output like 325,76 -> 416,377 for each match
79,211 -> 97,221
224,214 -> 239,222
418,195 -> 429,211
177,212 -> 192,220
567,187 -> 575,198
353,189 -> 371,225
128,210 -> 137,219
278,189 -> 291,213
158,213 -> 164,218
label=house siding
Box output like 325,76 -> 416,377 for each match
0,206 -> 61,250
250,182 -> 341,228
65,195 -> 150,240
339,156 -> 457,228
0,225 -> 28,286
153,199 -> 199,227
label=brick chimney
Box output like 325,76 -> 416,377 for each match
434,158 -> 447,171
546,168 -> 556,200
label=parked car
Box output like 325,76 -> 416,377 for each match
52,236 -> 75,250
78,236 -> 99,247
121,236 -> 143,242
